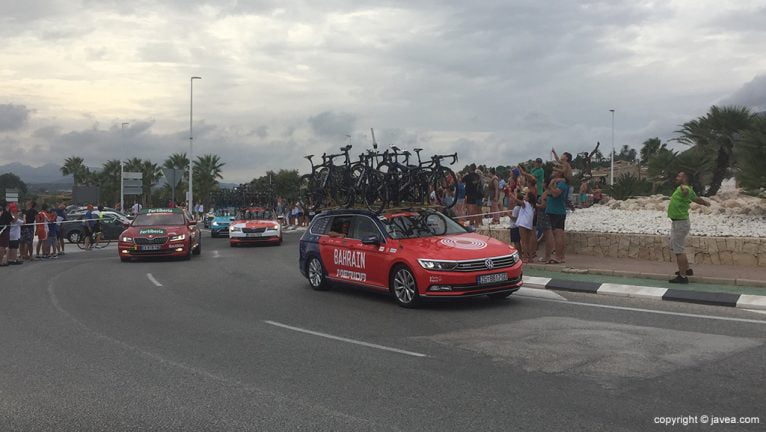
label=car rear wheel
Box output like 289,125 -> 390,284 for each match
487,292 -> 512,300
67,230 -> 82,244
391,265 -> 421,308
307,256 -> 329,291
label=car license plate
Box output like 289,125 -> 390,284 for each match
246,233 -> 261,237
477,272 -> 508,285
140,244 -> 161,251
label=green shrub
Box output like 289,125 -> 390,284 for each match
607,173 -> 652,200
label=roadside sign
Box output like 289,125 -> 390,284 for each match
5,189 -> 19,203
123,172 -> 143,195
162,168 -> 184,187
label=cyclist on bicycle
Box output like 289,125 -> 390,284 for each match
82,204 -> 96,250
94,205 -> 105,239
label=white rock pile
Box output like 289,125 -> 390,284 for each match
478,180 -> 766,238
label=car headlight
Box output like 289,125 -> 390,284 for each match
230,226 -> 241,232
212,221 -> 219,226
121,236 -> 133,242
417,259 -> 457,271
510,251 -> 520,263
271,224 -> 280,230
170,234 -> 186,241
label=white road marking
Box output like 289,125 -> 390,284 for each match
146,273 -> 163,287
515,287 -> 567,301
264,320 -> 428,358
737,294 -> 766,311
598,283 -> 667,300
522,276 -> 551,287
523,296 -> 766,325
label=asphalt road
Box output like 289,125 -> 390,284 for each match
1,231 -> 765,431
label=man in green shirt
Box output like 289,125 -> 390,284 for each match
531,158 -> 545,197
667,172 -> 709,284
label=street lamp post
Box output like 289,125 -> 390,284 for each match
121,122 -> 129,213
610,109 -> 615,186
189,76 -> 202,215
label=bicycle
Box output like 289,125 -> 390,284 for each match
77,227 -> 111,250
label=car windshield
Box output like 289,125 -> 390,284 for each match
239,210 -> 273,220
382,211 -> 467,239
214,208 -> 235,217
132,213 -> 186,226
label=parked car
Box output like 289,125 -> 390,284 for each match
62,211 -> 132,243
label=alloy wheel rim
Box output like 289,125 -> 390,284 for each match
394,269 -> 415,303
309,259 -> 322,287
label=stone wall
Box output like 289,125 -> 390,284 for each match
477,228 -> 766,267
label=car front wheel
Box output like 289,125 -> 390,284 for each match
67,231 -> 82,244
391,265 -> 421,308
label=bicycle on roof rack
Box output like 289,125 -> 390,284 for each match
302,144 -> 459,214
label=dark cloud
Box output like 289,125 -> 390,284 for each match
308,111 -> 357,138
0,104 -> 32,131
721,74 -> 766,111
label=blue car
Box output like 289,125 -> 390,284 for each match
210,208 -> 236,237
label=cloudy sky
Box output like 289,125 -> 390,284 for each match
1,0 -> 765,182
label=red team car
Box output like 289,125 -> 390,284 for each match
118,208 -> 201,261
299,208 -> 523,307
228,207 -> 283,246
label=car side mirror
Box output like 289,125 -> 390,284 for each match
361,235 -> 381,245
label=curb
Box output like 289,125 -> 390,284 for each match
523,263 -> 766,289
522,276 -> 766,311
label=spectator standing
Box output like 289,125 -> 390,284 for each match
551,148 -> 573,183
489,168 -> 500,224
461,164 -> 484,227
454,176 -> 466,217
536,189 -> 553,262
35,206 -> 49,259
46,207 -> 59,258
517,191 -> 537,262
20,201 -> 37,261
56,203 -> 67,255
531,158 -> 545,197
0,199 -> 11,266
8,203 -> 23,265
508,194 -> 521,252
544,166 -> 569,263
667,172 -> 710,283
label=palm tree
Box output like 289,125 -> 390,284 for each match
61,156 -> 88,186
735,115 -> 766,193
639,138 -> 665,163
193,154 -> 225,206
163,152 -> 189,202
99,159 -> 122,205
676,105 -> 755,195
140,160 -> 163,206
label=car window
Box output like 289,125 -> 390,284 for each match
350,216 -> 380,240
309,216 -> 331,235
327,216 -> 353,238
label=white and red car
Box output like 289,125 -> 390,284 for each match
229,207 -> 283,246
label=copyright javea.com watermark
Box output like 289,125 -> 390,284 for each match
654,415 -> 760,427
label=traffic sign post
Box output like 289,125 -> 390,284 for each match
123,172 -> 143,196
5,189 -> 19,203
162,168 -> 185,204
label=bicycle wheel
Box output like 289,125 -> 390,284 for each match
363,170 -> 389,214
330,168 -> 354,208
432,167 -> 458,209
76,234 -> 88,250
377,162 -> 401,207
94,234 -> 111,249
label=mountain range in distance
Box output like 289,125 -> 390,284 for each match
0,162 -> 71,184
